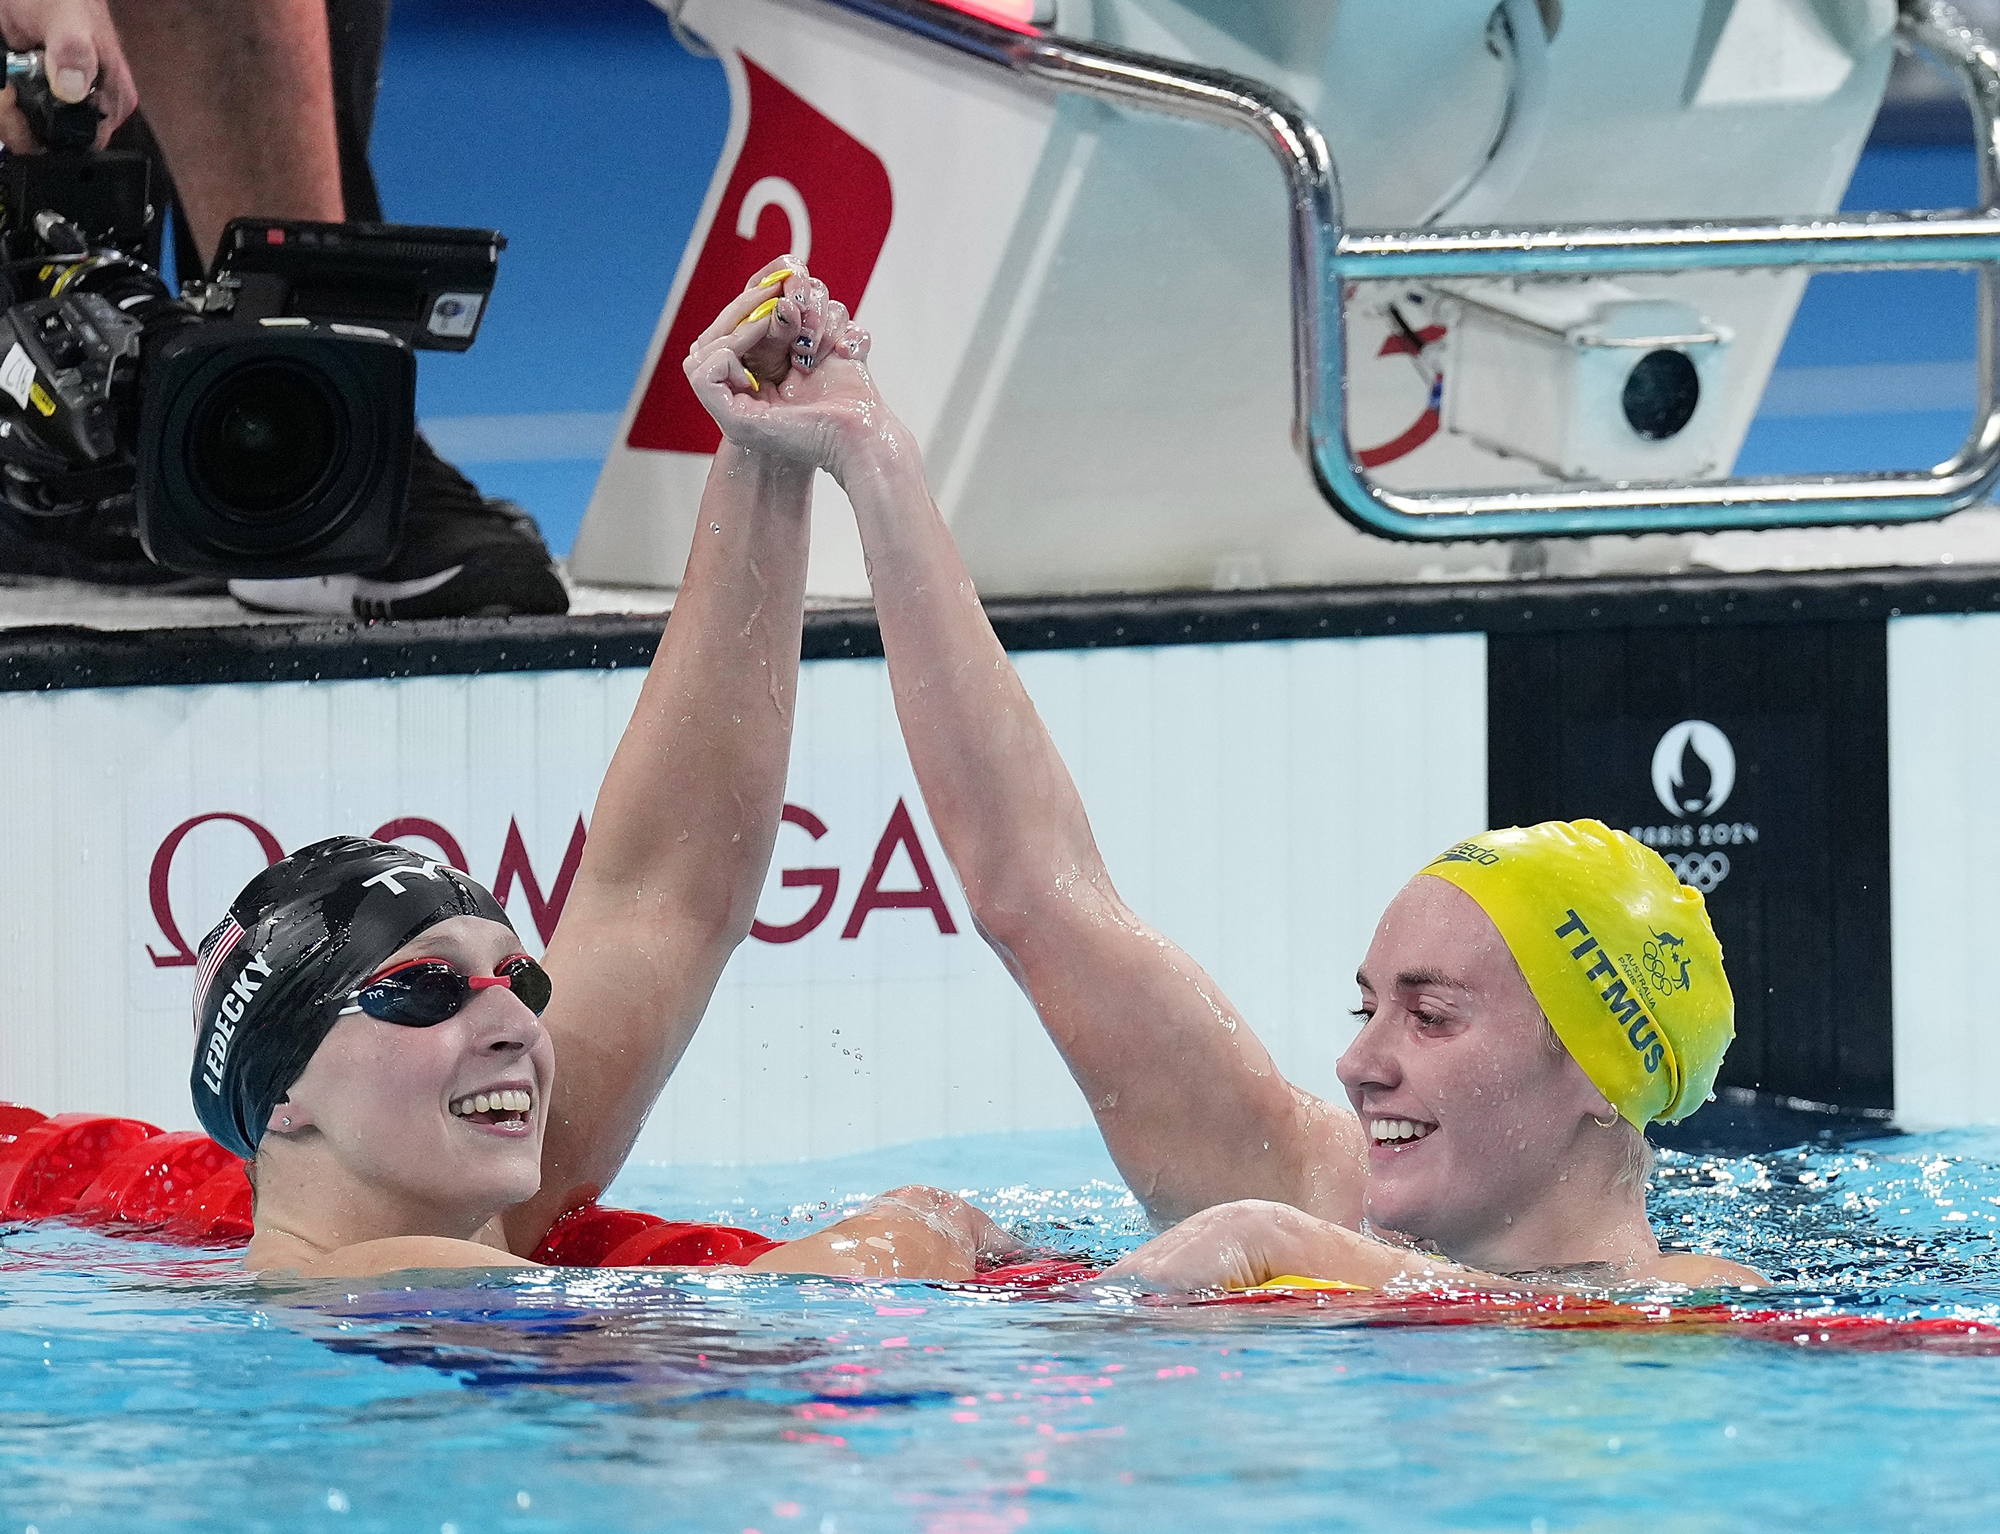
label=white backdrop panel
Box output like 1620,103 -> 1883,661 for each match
1888,613 -> 2000,1128
0,633 -> 1486,1163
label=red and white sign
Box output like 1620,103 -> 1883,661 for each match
624,60 -> 894,456
143,797 -> 958,970
572,0 -> 1061,596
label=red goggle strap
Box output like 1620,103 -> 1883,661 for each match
364,955 -> 533,987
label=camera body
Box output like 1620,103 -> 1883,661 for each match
0,53 -> 503,577
135,318 -> 416,577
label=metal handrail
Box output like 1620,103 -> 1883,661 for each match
793,0 -> 2000,540
1420,0 -> 1554,227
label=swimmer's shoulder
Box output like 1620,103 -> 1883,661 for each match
1647,1252 -> 1768,1288
247,1234 -> 541,1279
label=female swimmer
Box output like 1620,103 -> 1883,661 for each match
191,262 -> 1015,1283
683,264 -> 1761,1295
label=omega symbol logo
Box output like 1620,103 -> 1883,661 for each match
1651,720 -> 1735,819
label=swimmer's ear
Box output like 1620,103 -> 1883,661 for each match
265,1097 -> 312,1137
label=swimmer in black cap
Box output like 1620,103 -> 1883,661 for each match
192,261 -> 1018,1281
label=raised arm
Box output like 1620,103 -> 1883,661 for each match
677,309 -> 1364,1228
504,261 -> 828,1248
838,426 -> 1364,1228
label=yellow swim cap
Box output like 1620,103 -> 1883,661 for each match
1418,820 -> 1733,1128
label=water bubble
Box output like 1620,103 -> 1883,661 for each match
327,1490 -> 349,1513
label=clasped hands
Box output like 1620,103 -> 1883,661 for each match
684,256 -> 906,487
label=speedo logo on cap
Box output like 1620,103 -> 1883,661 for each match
1552,910 -> 1665,1075
199,950 -> 274,1096
1430,841 -> 1500,867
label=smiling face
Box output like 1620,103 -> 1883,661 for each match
268,915 -> 555,1231
1336,876 -> 1618,1264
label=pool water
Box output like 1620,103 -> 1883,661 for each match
5,1126 -> 2000,1534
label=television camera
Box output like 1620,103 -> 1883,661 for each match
0,49 -> 502,577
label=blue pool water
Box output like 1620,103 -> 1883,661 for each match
5,1126 -> 2000,1532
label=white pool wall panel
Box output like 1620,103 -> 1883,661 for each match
0,632 -> 1486,1165
658,634 -> 1487,1164
1888,612 -> 2000,1130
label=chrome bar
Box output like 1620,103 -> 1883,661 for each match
1334,212 -> 2000,280
1902,0 -> 2000,486
797,0 -> 1342,501
794,0 -> 2000,540
1576,334 -> 1727,349
1420,0 -> 1553,227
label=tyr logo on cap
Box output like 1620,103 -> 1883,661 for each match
361,858 -> 449,896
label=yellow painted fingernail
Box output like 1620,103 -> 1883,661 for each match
746,297 -> 780,325
758,268 -> 794,288
743,368 -> 760,393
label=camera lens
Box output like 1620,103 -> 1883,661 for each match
1621,349 -> 1700,441
188,361 -> 341,519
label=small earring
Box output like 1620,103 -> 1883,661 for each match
281,1116 -> 292,1129
1593,1111 -> 1619,1129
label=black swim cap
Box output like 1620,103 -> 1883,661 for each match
190,836 -> 514,1159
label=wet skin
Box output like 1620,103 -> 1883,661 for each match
237,259 -> 1001,1284
782,398 -> 1758,1285
1337,876 -> 1641,1270
1103,879 -> 1764,1292
681,248 -> 1769,1294
246,915 -> 1015,1283
245,915 -> 553,1276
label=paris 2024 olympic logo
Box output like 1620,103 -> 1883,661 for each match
1628,719 -> 1760,894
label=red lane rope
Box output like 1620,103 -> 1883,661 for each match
529,1201 -> 778,1268
0,1102 -> 775,1266
0,1107 -> 251,1242
5,1100 -> 1995,1350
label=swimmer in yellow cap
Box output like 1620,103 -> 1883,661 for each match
1097,820 -> 1757,1293
692,297 -> 1759,1293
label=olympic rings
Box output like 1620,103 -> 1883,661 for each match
1664,851 -> 1731,893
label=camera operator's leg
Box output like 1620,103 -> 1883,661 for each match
327,0 -> 388,226
104,0 -> 567,620
107,0 -> 343,269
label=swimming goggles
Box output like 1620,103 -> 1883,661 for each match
344,954 -> 553,1026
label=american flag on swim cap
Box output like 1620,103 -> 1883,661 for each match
191,917 -> 247,1031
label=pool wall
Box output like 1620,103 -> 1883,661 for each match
0,568 -> 1991,1156
1889,613 -> 2000,1129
